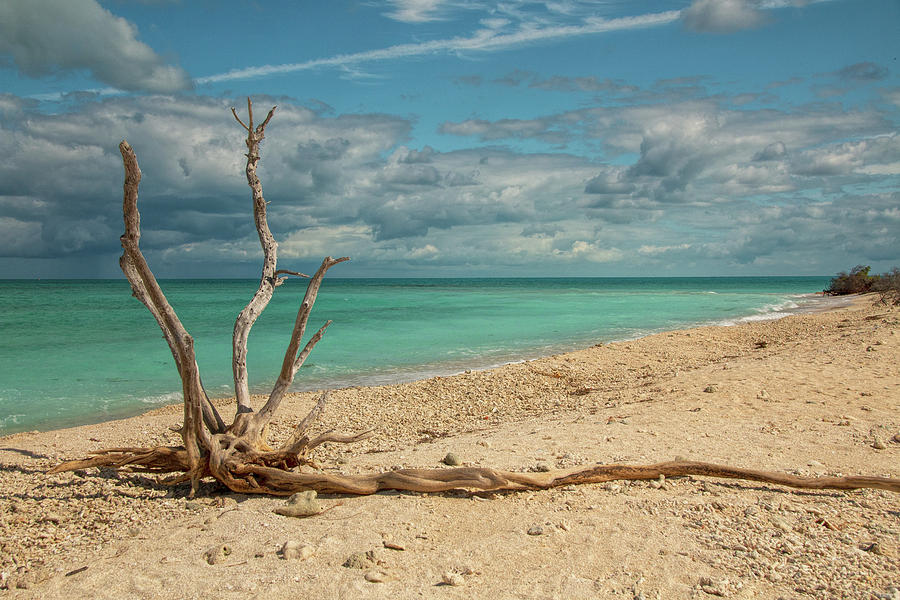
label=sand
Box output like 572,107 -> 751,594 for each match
1,295 -> 898,599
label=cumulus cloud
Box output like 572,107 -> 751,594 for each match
1,87 -> 898,277
0,0 -> 192,93
753,141 -> 787,161
682,0 -> 767,33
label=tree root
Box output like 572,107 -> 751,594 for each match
48,450 -> 900,496
47,100 -> 900,504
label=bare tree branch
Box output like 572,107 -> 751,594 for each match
49,102 -> 900,505
246,256 -> 350,437
231,102 -> 279,415
274,269 -> 310,278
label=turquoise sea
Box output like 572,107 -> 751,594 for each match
0,277 -> 834,434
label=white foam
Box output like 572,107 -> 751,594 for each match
138,391 -> 182,405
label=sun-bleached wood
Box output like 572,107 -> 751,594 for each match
48,100 -> 900,499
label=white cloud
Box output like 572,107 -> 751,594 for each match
196,10 -> 680,85
0,91 -> 897,276
0,0 -> 191,93
682,0 -> 767,33
385,0 -> 446,23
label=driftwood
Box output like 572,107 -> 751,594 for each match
48,99 -> 900,498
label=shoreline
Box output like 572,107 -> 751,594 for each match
0,288 -> 846,437
1,293 -> 897,598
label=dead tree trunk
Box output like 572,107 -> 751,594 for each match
48,99 -> 900,498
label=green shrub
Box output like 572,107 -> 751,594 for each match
824,265 -> 874,295
825,265 -> 900,305
872,267 -> 900,305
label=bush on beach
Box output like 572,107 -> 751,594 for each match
825,265 -> 900,305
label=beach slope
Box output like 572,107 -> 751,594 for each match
1,296 -> 897,598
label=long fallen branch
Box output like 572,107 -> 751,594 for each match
49,450 -> 900,495
47,98 -> 900,501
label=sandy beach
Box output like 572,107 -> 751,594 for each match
1,295 -> 897,599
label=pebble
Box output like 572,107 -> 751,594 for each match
862,542 -> 887,556
770,517 -> 791,533
442,452 -> 462,466
203,544 -> 232,565
527,525 -> 544,536
382,539 -> 405,551
649,474 -> 665,489
872,439 -> 887,450
365,569 -> 393,583
757,389 -> 770,400
184,501 -> 203,512
442,571 -> 465,586
342,552 -> 373,569
703,385 -> 718,393
893,433 -> 900,444
873,586 -> 899,600
534,462 -> 552,472
281,541 -> 314,560
274,490 -> 322,518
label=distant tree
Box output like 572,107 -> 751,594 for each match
872,267 -> 900,305
824,265 -> 875,295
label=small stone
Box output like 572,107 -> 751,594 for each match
862,542 -> 887,556
364,569 -> 393,583
184,501 -> 204,511
441,572 -> 465,586
873,439 -> 887,450
342,552 -> 372,569
703,385 -> 718,393
807,460 -> 824,468
281,541 -> 314,560
534,462 -> 551,472
203,544 -> 232,565
383,540 -> 405,551
649,474 -> 665,489
756,390 -> 770,400
771,517 -> 791,533
274,490 -> 321,518
211,496 -> 238,509
442,452 -> 462,466
893,433 -> 900,444
527,525 -> 544,536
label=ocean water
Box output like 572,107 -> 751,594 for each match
0,276 -> 833,434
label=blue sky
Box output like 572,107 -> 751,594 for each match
0,0 -> 898,278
